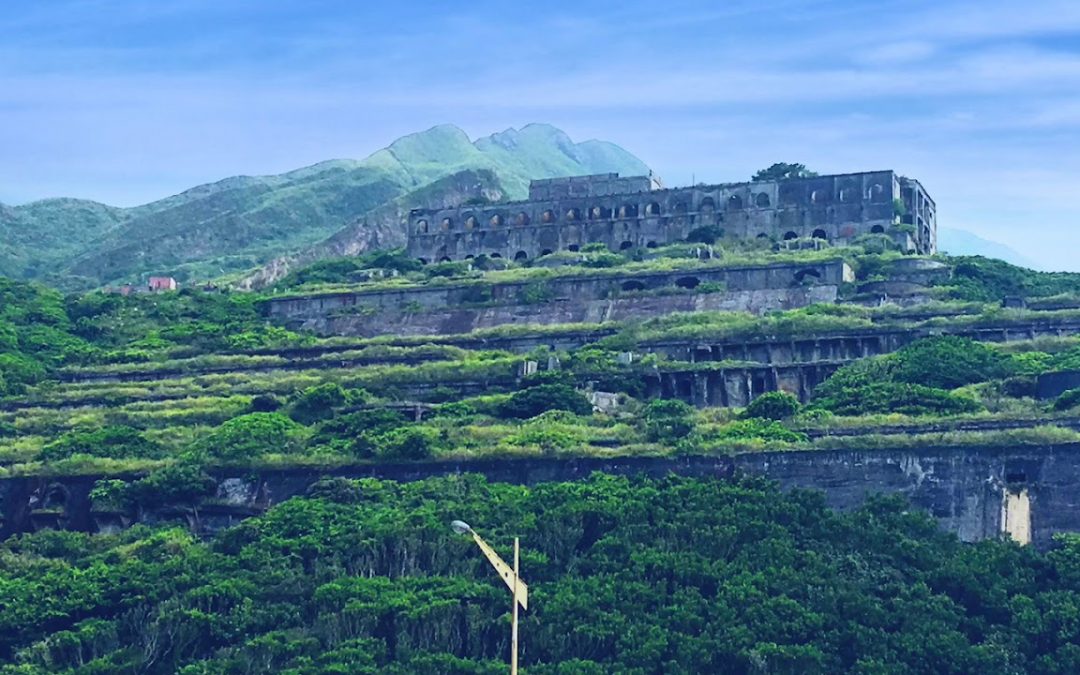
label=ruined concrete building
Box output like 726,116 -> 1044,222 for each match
407,170 -> 936,263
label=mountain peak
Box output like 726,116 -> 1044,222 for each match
3,123 -> 651,288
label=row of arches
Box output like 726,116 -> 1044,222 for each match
417,239 -> 660,265
414,183 -> 891,235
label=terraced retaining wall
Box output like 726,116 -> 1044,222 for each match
6,444 -> 1080,549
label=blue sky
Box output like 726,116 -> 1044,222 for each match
2,0 -> 1079,269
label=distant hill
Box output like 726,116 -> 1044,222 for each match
938,226 -> 1039,270
1,124 -> 649,289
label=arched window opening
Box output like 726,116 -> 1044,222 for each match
439,256 -> 452,263
646,241 -> 658,249
417,258 -> 429,265
621,280 -> 646,291
514,250 -> 529,261
811,229 -> 828,239
441,217 -> 453,230
517,212 -> 530,226
542,210 -> 555,223
464,255 -> 475,260
645,202 -> 661,216
44,486 -> 68,510
589,205 -> 612,220
490,252 -> 503,258
870,224 -> 885,234
618,204 -> 638,218
728,194 -> 743,210
756,233 -> 770,239
540,248 -> 553,257
416,219 -> 429,233
489,214 -> 503,227
810,190 -> 826,204
839,188 -> 856,203
566,208 -> 581,221
673,202 -> 688,214
699,197 -> 716,213
464,215 -> 478,229
783,231 -> 799,241
619,240 -> 635,250
755,193 -> 771,208
675,276 -> 701,289
794,268 -> 822,283
567,244 -> 580,252
867,183 -> 885,200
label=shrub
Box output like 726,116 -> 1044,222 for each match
306,477 -> 363,503
0,352 -> 46,391
200,413 -> 306,461
1000,376 -> 1037,399
312,409 -> 409,457
376,427 -> 440,460
40,426 -> 161,461
742,391 -> 802,420
642,399 -> 696,443
0,420 -> 15,437
713,419 -> 807,443
1054,388 -> 1080,412
496,384 -> 593,420
88,479 -> 130,511
686,224 -> 725,245
124,462 -> 217,510
889,336 -> 1015,390
287,382 -> 355,424
249,395 -> 283,413
815,381 -> 983,417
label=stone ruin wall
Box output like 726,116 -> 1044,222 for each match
406,170 -> 937,263
6,444 -> 1078,549
261,259 -> 852,337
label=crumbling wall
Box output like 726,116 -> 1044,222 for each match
262,260 -> 849,337
8,444 -> 1080,549
407,170 -> 934,262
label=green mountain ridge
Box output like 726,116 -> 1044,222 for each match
2,123 -> 649,289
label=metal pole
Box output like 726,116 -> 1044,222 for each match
511,537 -> 519,675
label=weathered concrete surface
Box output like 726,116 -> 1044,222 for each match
261,259 -> 849,337
1038,370 -> 1080,400
7,444 -> 1080,549
408,171 -> 937,261
305,286 -> 840,338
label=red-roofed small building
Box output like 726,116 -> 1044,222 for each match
148,277 -> 178,292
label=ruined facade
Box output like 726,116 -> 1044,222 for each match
407,170 -> 936,263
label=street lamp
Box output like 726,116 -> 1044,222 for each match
450,520 -> 528,674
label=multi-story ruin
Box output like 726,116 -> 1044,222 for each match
407,170 -> 936,263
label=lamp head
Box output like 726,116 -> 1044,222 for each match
450,520 -> 472,535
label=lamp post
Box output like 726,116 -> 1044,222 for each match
451,520 -> 528,674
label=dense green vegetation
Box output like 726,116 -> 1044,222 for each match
3,255 -> 1080,479
6,474 -> 1080,673
1,219 -> 1080,675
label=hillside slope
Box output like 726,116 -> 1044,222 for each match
5,124 -> 648,289
237,168 -> 507,289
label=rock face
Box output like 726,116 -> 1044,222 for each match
6,444 -> 1080,549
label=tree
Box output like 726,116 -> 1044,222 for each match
287,382 -> 355,424
742,391 -> 801,421
496,384 -> 593,419
40,425 -> 161,461
752,163 -> 818,182
641,399 -> 695,442
200,412 -> 306,461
